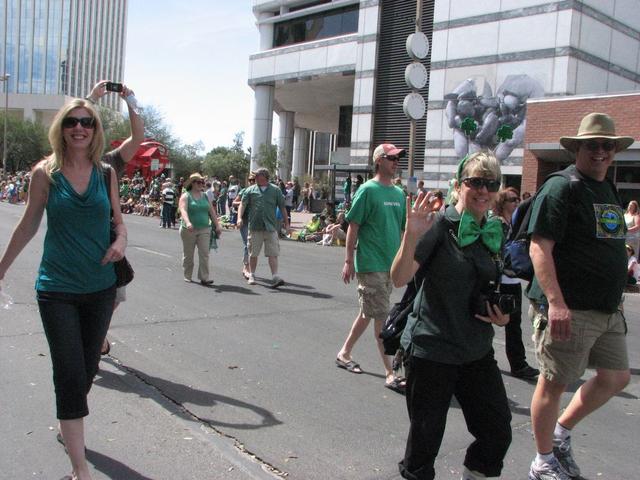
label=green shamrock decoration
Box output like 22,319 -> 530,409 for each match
461,117 -> 477,136
497,124 -> 513,142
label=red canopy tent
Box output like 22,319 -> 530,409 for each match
110,139 -> 170,181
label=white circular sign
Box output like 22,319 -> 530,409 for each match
405,62 -> 428,90
403,93 -> 426,120
406,32 -> 430,60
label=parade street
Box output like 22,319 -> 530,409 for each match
1,201 -> 639,480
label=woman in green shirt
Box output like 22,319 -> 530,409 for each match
178,173 -> 222,285
0,99 -> 126,480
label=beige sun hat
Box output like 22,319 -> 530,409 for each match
184,173 -> 205,189
559,112 -> 634,153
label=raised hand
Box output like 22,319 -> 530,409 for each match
405,191 -> 438,239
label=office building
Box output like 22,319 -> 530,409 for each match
248,0 -> 640,189
1,0 -> 127,125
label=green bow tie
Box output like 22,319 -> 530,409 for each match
457,210 -> 503,253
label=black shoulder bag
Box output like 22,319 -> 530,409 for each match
103,164 -> 134,287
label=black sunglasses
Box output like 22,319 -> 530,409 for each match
382,155 -> 400,162
461,177 -> 500,192
583,140 -> 616,152
506,197 -> 520,203
62,116 -> 96,129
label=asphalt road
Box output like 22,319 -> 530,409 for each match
1,201 -> 638,480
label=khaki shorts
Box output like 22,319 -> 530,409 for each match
356,271 -> 393,322
248,230 -> 280,257
530,303 -> 629,385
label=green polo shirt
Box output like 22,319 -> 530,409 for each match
241,183 -> 286,232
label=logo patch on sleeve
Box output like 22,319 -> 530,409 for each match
594,204 -> 625,238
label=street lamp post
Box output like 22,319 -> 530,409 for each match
1,73 -> 9,175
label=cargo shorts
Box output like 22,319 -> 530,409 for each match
529,303 -> 629,385
356,271 -> 393,322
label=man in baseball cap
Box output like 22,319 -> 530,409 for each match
336,143 -> 407,392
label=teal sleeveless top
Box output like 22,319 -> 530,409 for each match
36,166 -> 116,293
181,192 -> 211,229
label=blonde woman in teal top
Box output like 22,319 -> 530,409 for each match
0,98 -> 126,480
178,173 -> 222,285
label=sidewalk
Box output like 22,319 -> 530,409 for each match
0,325 -> 281,480
289,211 -> 316,232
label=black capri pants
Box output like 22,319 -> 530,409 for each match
37,286 -> 116,420
399,350 -> 512,480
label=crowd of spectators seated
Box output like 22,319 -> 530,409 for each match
0,172 -> 30,204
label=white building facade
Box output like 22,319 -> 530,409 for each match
1,0 -> 128,125
249,0 -> 640,188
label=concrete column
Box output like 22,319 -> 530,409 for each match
251,84 -> 274,171
292,127 -> 309,179
277,111 -> 295,180
258,12 -> 274,50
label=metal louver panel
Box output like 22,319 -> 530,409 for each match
372,0 -> 434,173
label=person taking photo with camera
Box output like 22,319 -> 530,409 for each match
391,151 -> 512,480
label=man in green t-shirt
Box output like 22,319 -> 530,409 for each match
527,113 -> 634,480
237,168 -> 290,287
335,144 -> 406,391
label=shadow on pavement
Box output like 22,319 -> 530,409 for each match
246,277 -> 333,298
95,364 -> 283,431
86,449 -> 155,480
211,284 -> 260,295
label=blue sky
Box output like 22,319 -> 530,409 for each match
124,1 -> 258,153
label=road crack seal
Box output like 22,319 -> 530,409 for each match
109,357 -> 288,478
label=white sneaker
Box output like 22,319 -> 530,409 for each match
553,437 -> 581,478
528,458 -> 572,480
461,467 -> 486,480
247,274 -> 256,285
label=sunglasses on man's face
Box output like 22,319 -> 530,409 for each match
62,116 -> 96,129
461,177 -> 500,192
382,155 -> 400,162
583,140 -> 616,152
506,197 -> 520,203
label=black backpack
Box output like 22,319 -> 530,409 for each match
379,267 -> 426,356
503,167 -> 620,281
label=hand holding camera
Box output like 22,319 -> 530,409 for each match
472,289 -> 514,326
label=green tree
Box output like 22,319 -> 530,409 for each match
257,143 -> 277,177
201,132 -> 250,181
171,142 -> 205,179
99,106 -> 131,151
0,113 -> 49,173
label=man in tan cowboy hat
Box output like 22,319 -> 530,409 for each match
526,113 -> 634,480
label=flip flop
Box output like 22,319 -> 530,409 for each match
385,377 -> 406,394
335,358 -> 363,374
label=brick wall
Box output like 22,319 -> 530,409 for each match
522,93 -> 640,194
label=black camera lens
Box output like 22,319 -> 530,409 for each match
472,292 -> 516,316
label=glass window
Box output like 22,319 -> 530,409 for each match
273,5 -> 359,48
338,105 -> 352,148
17,0 -> 33,93
615,165 -> 640,184
341,8 -> 358,32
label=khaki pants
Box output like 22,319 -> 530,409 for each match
180,227 -> 211,281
